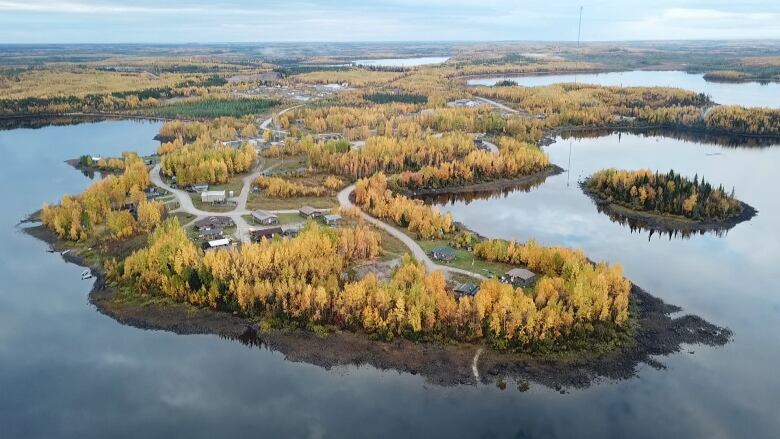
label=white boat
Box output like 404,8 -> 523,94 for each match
81,269 -> 92,280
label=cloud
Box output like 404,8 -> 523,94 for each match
0,1 -> 202,14
1,1 -> 779,42
612,7 -> 780,39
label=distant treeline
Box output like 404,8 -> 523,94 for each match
149,98 -> 279,119
0,75 -> 226,116
364,93 -> 427,104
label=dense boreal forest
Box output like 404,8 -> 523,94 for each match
474,83 -> 780,136
0,71 -> 226,115
161,142 -> 256,186
151,98 -> 279,119
157,118 -> 258,185
41,153 -> 165,240
389,137 -> 551,191
584,168 -> 743,220
307,133 -> 476,179
254,176 -> 325,198
354,172 -> 455,240
111,218 -> 630,348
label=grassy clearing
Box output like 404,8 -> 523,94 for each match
265,155 -> 309,175
375,227 -> 410,260
417,239 -> 516,278
170,211 -> 196,225
246,194 -> 338,210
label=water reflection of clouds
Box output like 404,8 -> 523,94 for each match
3,122 -> 780,437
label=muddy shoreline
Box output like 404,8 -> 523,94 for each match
22,221 -> 732,390
402,164 -> 564,197
580,183 -> 758,235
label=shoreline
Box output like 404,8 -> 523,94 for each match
539,123 -> 780,148
22,218 -> 732,390
402,165 -> 564,197
580,183 -> 758,234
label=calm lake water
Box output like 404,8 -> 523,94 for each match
468,70 -> 780,108
2,120 -> 780,438
352,56 -> 449,67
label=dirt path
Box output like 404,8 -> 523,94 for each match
472,348 -> 483,382
153,105 -> 303,242
474,96 -> 519,114
337,185 -> 485,280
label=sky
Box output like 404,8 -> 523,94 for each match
0,0 -> 779,43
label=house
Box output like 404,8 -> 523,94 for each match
501,268 -> 538,287
205,238 -> 231,250
299,206 -> 322,219
191,184 -> 209,193
145,187 -> 161,200
194,216 -> 234,231
200,226 -> 224,240
251,210 -> 278,225
250,226 -> 283,242
454,282 -> 480,296
322,214 -> 342,226
431,246 -> 456,262
281,223 -> 304,237
201,190 -> 226,203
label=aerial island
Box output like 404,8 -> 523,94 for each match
582,168 -> 757,234
17,44 -> 779,386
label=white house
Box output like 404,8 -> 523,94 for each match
206,238 -> 231,250
201,190 -> 226,203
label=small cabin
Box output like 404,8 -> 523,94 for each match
281,223 -> 304,237
201,190 -> 226,204
454,282 -> 480,297
252,210 -> 278,225
431,246 -> 456,262
200,226 -> 224,240
501,268 -> 538,287
194,216 -> 234,231
323,214 -> 342,226
250,226 -> 283,242
299,206 -> 322,219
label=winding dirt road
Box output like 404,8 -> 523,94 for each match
337,185 -> 485,281
153,105 -> 485,280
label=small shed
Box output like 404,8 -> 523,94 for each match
191,184 -> 209,193
281,223 -> 304,237
201,190 -> 226,203
431,246 -> 456,262
323,214 -> 342,226
502,268 -> 538,287
299,206 -> 322,219
252,210 -> 279,225
250,226 -> 283,242
454,282 -> 480,297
